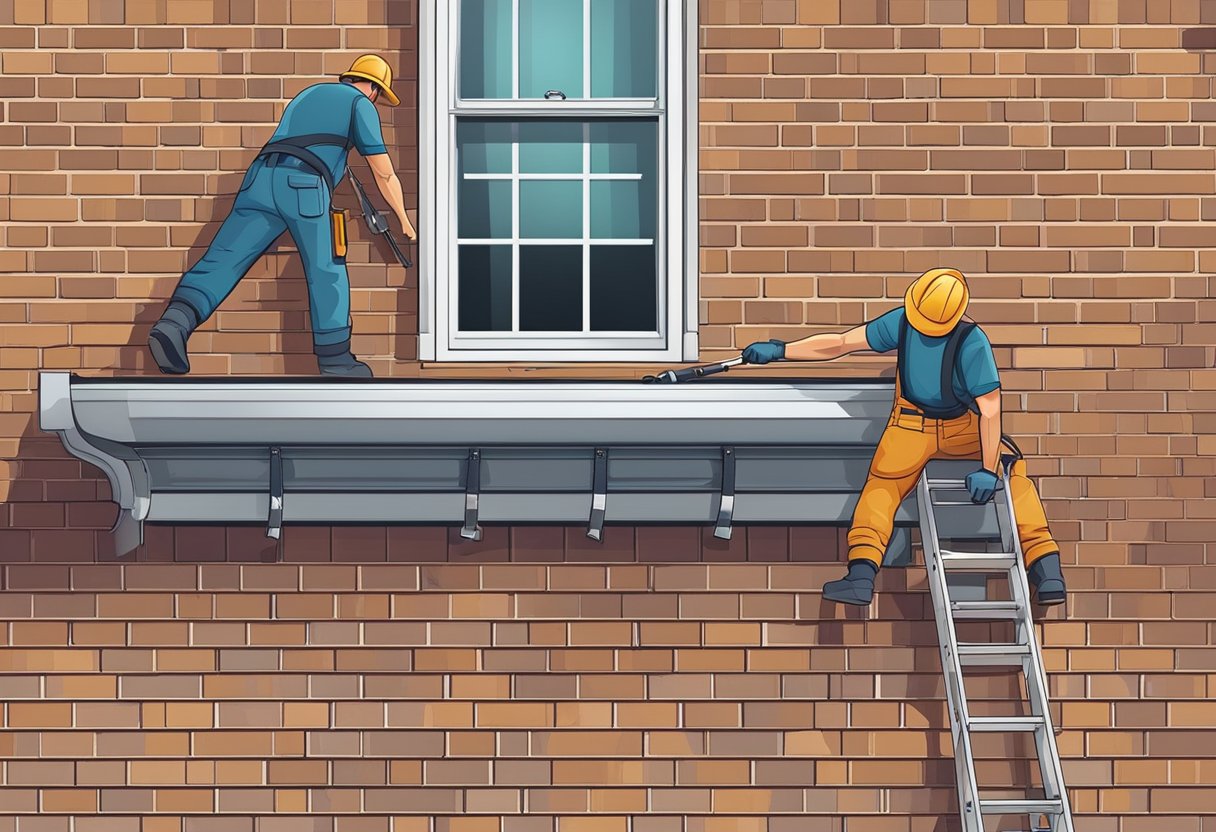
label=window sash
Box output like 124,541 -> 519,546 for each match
452,118 -> 664,338
423,0 -> 693,361
455,0 -> 663,106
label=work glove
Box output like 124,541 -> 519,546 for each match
742,339 -> 786,365
965,468 -> 1000,504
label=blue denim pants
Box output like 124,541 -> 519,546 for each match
172,157 -> 351,348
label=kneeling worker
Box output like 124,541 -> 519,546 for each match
741,267 -> 1067,607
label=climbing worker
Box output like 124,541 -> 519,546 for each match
741,267 -> 1067,607
148,54 -> 417,378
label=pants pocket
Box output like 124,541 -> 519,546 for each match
938,414 -> 981,457
940,411 -> 974,440
288,174 -> 324,218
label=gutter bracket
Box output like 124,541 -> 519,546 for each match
713,445 -> 736,540
461,448 -> 483,541
586,448 -> 608,541
266,447 -> 284,540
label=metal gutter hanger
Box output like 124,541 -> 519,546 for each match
461,448 -> 482,541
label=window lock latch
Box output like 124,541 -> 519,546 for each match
544,89 -> 567,100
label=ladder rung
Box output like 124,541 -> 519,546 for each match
979,798 -> 1064,815
926,478 -> 968,489
969,716 -> 1044,733
950,600 -> 1022,620
958,643 -> 1030,666
940,550 -> 1017,571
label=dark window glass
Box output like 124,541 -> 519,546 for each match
590,245 -> 656,331
520,245 -> 582,331
458,245 -> 513,331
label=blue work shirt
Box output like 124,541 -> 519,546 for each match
266,82 -> 388,185
865,309 -> 1001,410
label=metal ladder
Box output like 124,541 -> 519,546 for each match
916,460 -> 1075,832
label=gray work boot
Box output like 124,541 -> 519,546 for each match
822,559 -> 879,606
148,300 -> 199,375
316,340 -> 373,378
1027,552 -> 1067,606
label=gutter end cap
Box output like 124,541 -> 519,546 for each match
38,372 -> 75,432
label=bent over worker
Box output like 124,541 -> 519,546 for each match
741,267 -> 1067,608
149,54 -> 417,378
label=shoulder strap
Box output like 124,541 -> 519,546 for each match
344,92 -> 359,158
896,314 -> 910,397
939,320 -> 976,412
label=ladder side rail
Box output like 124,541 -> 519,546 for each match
999,462 -> 1075,832
917,470 -> 984,832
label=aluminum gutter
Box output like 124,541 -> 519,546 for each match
39,372 -> 999,559
57,377 -> 893,446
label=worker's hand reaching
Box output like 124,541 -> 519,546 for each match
965,468 -> 999,504
741,339 -> 786,365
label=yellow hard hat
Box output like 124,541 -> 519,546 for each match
904,267 -> 969,337
340,54 -> 400,106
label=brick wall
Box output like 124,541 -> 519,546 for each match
0,557 -> 1214,831
2,0 -> 1215,829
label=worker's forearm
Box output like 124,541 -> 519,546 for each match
783,332 -> 846,361
978,408 -> 1002,473
373,171 -> 416,239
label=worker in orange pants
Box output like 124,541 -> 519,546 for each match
742,267 -> 1066,607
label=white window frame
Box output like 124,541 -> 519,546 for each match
418,0 -> 699,362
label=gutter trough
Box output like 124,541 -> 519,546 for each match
39,372 -> 1000,559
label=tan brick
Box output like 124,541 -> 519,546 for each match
8,702 -> 73,728
1104,173 -> 1216,195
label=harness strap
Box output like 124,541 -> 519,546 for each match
938,319 -> 976,415
257,142 -> 336,195
897,315 -> 975,420
254,93 -> 363,207
269,132 -> 350,147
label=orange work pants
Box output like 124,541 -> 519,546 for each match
846,397 -> 1058,568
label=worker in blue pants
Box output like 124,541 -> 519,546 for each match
149,54 -> 417,378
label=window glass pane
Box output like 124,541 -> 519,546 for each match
520,181 -> 581,238
590,119 -> 658,175
519,121 -> 583,174
520,246 -> 582,331
459,0 -> 512,99
520,0 -> 583,99
458,245 -> 513,331
458,180 -> 512,239
591,0 -> 658,98
458,121 -> 513,174
591,180 -> 654,239
591,245 -> 657,331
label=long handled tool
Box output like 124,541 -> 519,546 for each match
348,172 -> 413,269
642,355 -> 743,384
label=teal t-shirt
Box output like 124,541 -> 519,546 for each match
865,309 -> 1001,410
266,82 -> 388,184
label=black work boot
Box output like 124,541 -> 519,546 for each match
822,559 -> 879,606
1027,552 -> 1067,606
148,300 -> 199,375
315,340 -> 373,378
